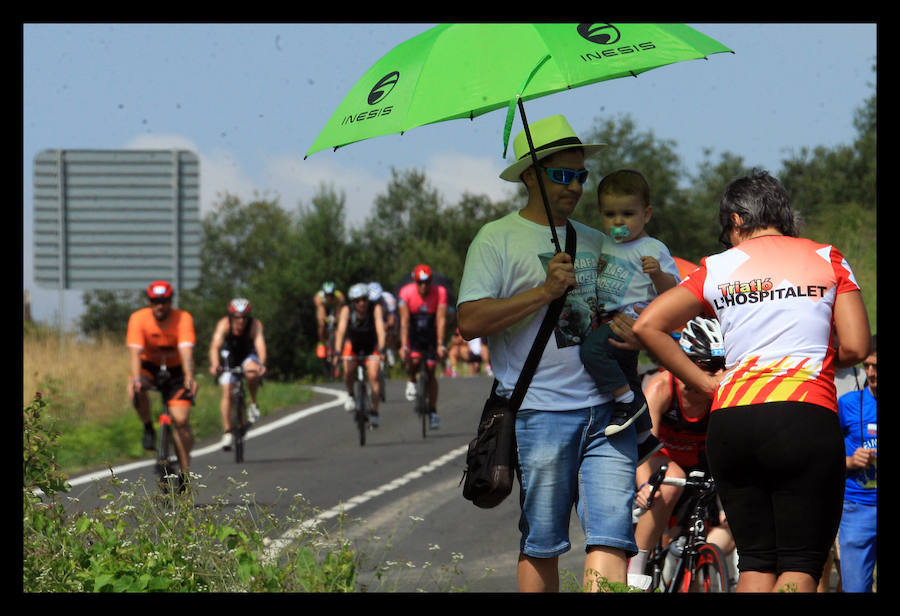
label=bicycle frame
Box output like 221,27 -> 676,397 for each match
221,364 -> 248,462
640,465 -> 732,592
325,314 -> 340,379
350,353 -> 378,446
410,352 -> 435,438
145,360 -> 178,490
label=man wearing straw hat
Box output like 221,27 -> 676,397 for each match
458,115 -> 641,592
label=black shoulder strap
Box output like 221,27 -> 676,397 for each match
505,221 -> 577,413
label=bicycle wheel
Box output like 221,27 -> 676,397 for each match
689,543 -> 730,592
354,379 -> 367,446
156,410 -> 174,487
232,389 -> 245,463
416,371 -> 428,438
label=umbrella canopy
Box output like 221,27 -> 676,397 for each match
305,23 -> 732,158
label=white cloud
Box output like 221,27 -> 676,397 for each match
259,154 -> 384,225
424,152 -> 516,207
124,134 -> 257,215
121,136 -> 517,228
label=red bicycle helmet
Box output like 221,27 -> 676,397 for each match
228,297 -> 252,316
413,264 -> 432,282
146,280 -> 174,300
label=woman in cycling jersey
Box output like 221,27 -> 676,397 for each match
633,171 -> 871,593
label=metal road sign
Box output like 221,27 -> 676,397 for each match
32,149 -> 201,291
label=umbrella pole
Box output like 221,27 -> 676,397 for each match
517,97 -> 562,254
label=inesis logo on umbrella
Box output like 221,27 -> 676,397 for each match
341,71 -> 397,126
576,23 -> 656,62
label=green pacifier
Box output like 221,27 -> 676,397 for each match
610,225 -> 630,242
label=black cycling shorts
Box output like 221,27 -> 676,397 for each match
705,401 -> 844,581
408,328 -> 437,361
139,360 -> 194,407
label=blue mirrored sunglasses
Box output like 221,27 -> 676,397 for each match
540,166 -> 589,185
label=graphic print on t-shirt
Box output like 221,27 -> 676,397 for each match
539,250 -> 604,348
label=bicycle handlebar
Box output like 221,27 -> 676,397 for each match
635,466 -> 715,516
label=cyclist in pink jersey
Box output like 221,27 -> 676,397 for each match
398,264 -> 448,429
633,171 -> 871,593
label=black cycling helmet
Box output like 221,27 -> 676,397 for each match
679,317 -> 725,371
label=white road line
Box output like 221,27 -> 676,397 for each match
64,384 -> 471,566
261,444 -> 468,563
66,386 -> 349,488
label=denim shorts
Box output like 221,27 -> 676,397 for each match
516,404 -> 638,559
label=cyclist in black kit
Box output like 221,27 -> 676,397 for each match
208,298 -> 267,450
334,283 -> 386,426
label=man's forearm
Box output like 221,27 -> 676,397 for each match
457,286 -> 555,341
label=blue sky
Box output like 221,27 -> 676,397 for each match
23,23 -> 877,328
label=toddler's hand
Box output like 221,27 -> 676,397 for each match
641,256 -> 661,275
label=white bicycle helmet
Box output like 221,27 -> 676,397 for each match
228,297 -> 251,316
367,282 -> 383,302
679,317 -> 725,370
348,283 -> 369,301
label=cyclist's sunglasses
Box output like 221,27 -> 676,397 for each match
149,298 -> 171,305
539,166 -> 589,185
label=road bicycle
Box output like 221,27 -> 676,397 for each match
638,464 -> 733,592
138,358 -> 181,493
411,354 -> 433,439
219,364 -> 254,463
350,353 -> 380,446
322,313 -> 340,380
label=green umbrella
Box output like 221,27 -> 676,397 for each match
305,23 -> 732,249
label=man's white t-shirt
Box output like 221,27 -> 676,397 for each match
458,212 -> 613,411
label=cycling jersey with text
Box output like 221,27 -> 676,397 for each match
680,235 -> 859,413
126,307 -> 196,367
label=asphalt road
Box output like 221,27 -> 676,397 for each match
64,373 -> 593,592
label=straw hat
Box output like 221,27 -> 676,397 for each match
499,115 -> 607,182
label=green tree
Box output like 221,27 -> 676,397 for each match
674,150 -> 751,263
78,289 -> 143,339
354,168 -> 446,287
181,192 -> 300,378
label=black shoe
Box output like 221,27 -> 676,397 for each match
142,426 -> 156,451
636,433 -> 664,466
605,390 -> 648,436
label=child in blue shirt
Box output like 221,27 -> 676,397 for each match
580,169 -> 679,450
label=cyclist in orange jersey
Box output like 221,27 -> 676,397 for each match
126,281 -> 198,480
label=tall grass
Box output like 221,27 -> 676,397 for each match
23,325 -> 130,426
